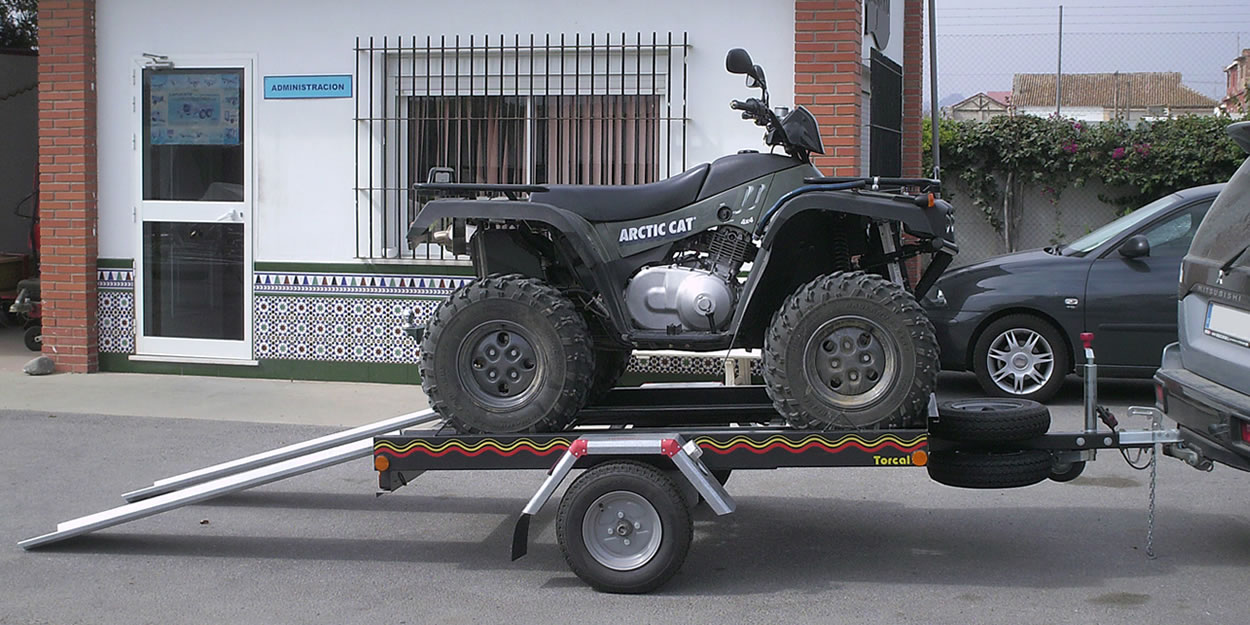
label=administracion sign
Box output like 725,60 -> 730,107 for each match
263,75 -> 352,99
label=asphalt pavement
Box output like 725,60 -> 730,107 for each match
2,324 -> 1248,624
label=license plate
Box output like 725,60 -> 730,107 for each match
1205,302 -> 1250,348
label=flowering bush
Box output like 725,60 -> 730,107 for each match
923,113 -> 1248,229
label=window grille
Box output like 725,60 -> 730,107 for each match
354,32 -> 690,261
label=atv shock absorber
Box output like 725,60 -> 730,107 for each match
830,231 -> 852,273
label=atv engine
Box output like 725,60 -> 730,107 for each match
624,227 -> 755,332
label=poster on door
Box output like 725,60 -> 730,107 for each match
148,72 -> 241,146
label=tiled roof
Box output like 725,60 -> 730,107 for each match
1012,72 -> 1217,109
984,91 -> 1012,106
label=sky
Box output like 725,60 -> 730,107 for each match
925,0 -> 1250,107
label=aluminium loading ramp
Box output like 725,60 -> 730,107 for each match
18,408 -> 442,550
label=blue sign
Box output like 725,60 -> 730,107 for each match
263,75 -> 352,99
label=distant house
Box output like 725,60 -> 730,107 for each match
945,91 -> 1012,121
1012,72 -> 1218,122
1222,49 -> 1250,115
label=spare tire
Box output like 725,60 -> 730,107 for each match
929,398 -> 1050,443
927,449 -> 1052,489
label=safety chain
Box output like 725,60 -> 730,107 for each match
1146,444 -> 1158,559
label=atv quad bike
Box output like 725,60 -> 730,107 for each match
407,48 -> 958,434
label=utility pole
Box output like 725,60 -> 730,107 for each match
1056,5 -> 1063,116
928,0 -> 941,180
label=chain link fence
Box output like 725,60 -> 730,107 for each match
925,21 -> 1246,265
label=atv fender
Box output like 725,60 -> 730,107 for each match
759,191 -> 956,248
408,199 -> 612,268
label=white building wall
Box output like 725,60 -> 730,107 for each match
95,0 -> 796,263
1017,105 -> 1106,122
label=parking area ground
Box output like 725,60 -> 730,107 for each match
2,324 -> 1247,624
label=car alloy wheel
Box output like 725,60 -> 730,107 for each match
985,327 -> 1055,396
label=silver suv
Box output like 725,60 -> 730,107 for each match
1155,121 -> 1250,472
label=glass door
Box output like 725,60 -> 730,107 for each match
135,62 -> 252,360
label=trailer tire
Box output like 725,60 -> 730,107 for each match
763,271 -> 938,429
587,349 -> 632,404
929,398 -> 1051,443
420,274 -> 594,433
24,325 -> 41,352
557,461 -> 692,594
1049,460 -> 1086,483
926,449 -> 1052,489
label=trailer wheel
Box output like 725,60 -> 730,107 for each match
926,449 -> 1052,489
557,460 -> 692,594
420,274 -> 594,433
763,271 -> 938,429
1049,460 -> 1086,483
24,325 -> 42,352
928,398 -> 1050,443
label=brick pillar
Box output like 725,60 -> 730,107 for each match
901,0 -> 924,178
795,0 -> 864,176
37,0 -> 99,373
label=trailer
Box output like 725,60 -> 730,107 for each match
18,334 -> 1203,593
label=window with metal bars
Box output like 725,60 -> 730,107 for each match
354,32 -> 689,261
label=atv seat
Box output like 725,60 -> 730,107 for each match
529,163 -> 710,223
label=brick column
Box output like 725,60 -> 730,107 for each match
37,0 -> 99,373
795,0 -> 864,176
901,0 -> 924,178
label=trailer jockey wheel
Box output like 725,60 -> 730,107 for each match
24,325 -> 42,352
557,460 -> 692,594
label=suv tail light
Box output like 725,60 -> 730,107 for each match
1240,420 -> 1250,444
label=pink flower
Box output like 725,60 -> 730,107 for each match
1111,147 -> 1127,160
1062,141 -> 1078,154
1134,143 -> 1151,156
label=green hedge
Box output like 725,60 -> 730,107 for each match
923,114 -> 1249,229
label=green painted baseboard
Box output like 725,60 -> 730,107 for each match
99,353 -> 421,384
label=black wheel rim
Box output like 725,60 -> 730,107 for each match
456,320 -> 543,410
804,315 -> 898,409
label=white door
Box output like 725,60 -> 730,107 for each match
134,58 -> 253,361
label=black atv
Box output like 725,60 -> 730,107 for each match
406,48 -> 957,434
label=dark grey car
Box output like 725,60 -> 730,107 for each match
924,184 -> 1220,402
1155,121 -> 1250,472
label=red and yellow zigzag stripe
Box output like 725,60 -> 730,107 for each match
375,437 -> 574,458
694,433 -> 926,456
375,432 -> 926,459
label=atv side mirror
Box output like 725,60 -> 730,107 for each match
1119,234 -> 1150,259
747,64 -> 767,90
726,48 -> 755,76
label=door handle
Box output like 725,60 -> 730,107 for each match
216,209 -> 243,222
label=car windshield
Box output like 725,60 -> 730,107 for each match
1062,194 -> 1179,254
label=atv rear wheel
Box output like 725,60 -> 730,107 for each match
763,271 -> 938,429
419,274 -> 594,433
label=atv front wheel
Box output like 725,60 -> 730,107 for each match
419,274 -> 594,433
763,271 -> 938,429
